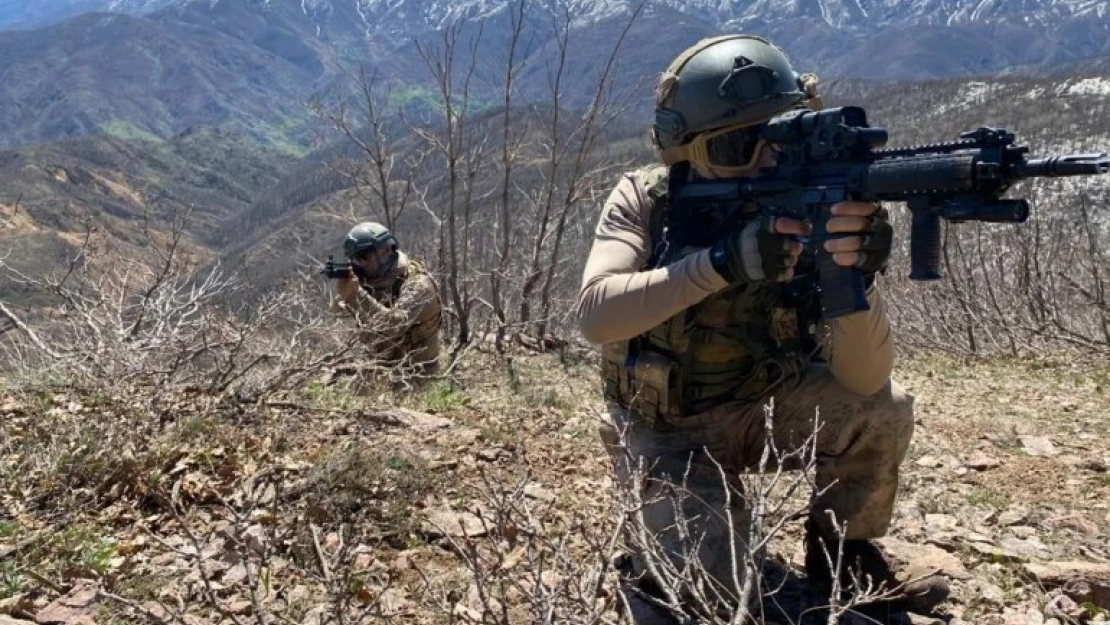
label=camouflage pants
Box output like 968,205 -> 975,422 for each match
600,364 -> 915,614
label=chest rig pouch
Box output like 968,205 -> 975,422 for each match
601,165 -> 822,429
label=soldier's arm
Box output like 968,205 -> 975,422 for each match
576,172 -> 728,345
332,288 -> 384,321
361,273 -> 438,342
825,285 -> 895,396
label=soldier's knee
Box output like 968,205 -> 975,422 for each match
868,379 -> 915,441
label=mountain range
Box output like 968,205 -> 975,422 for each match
4,0 -> 1110,33
2,0 -> 1109,310
1,0 -> 1108,151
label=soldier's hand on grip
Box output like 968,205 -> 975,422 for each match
336,268 -> 361,302
824,201 -> 893,275
710,215 -> 809,284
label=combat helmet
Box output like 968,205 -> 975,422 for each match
343,222 -> 398,259
651,35 -> 820,167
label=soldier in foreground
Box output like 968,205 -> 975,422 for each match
331,222 -> 442,379
576,35 -> 948,622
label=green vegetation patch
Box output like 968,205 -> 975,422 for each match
387,85 -> 440,111
421,380 -> 470,413
303,443 -> 437,535
100,119 -> 164,144
256,118 -> 311,158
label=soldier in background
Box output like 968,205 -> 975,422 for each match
332,222 -> 442,379
576,35 -> 948,623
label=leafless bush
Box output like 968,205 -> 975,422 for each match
0,211 -> 368,402
884,182 -> 1110,356
304,1 -> 645,352
419,403 -> 920,625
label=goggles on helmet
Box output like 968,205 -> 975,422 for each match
659,121 -> 773,176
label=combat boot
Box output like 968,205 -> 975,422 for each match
803,519 -> 949,615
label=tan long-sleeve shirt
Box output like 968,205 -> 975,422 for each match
576,170 -> 895,396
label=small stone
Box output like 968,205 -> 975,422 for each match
1022,562 -> 1110,590
378,588 -> 412,616
925,513 -> 959,532
874,538 -> 971,580
907,614 -> 945,625
391,552 -> 412,572
353,553 -> 374,569
240,526 -> 266,556
221,564 -> 248,586
999,535 -> 1051,560
1001,607 -> 1046,625
967,541 -> 1029,563
998,509 -> 1029,526
249,509 -> 277,525
915,454 -> 943,468
1045,594 -> 1085,620
388,408 -> 453,431
965,451 -> 1002,470
0,594 -> 32,616
979,581 -> 1006,606
225,600 -> 252,615
523,483 -> 556,503
1018,436 -> 1059,457
476,448 -> 505,462
421,509 -> 488,538
116,536 -> 147,555
34,582 -> 99,624
0,617 -> 36,625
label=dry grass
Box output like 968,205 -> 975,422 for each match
1,344 -> 1108,624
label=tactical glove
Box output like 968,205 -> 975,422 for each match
849,206 -> 893,276
709,216 -> 801,284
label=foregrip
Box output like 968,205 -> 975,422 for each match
908,202 -> 942,280
814,205 -> 870,318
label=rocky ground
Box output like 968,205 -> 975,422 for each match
0,348 -> 1108,625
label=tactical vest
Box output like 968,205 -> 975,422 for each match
601,165 -> 822,428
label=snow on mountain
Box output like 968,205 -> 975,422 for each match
6,0 -> 1110,32
2,0 -> 1109,82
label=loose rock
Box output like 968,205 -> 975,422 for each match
874,538 -> 971,580
965,451 -> 1002,471
421,509 -> 488,538
1018,436 -> 1059,457
34,582 -> 98,625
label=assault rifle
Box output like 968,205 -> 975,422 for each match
319,255 -> 366,280
671,106 -> 1110,319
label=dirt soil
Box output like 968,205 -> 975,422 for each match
1,349 -> 1108,625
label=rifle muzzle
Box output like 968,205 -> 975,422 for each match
1020,154 -> 1110,177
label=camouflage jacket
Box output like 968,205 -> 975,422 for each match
332,252 -> 442,372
